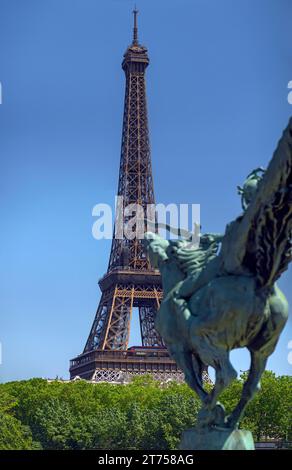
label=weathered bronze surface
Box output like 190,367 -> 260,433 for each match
145,119 -> 292,449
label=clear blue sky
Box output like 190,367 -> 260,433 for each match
0,0 -> 291,382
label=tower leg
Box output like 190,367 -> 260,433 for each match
139,304 -> 164,347
101,288 -> 134,350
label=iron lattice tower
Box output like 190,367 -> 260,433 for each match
70,10 -> 183,382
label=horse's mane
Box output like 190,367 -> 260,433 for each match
169,238 -> 220,278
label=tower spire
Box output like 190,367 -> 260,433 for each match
132,6 -> 139,45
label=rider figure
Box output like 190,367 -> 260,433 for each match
171,233 -> 223,316
171,168 -> 266,316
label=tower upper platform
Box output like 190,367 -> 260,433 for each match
122,8 -> 149,72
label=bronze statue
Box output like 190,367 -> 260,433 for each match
144,119 -> 292,449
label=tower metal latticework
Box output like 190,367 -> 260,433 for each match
70,10 -> 183,382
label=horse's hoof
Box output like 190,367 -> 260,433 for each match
197,402 -> 226,428
213,403 -> 226,426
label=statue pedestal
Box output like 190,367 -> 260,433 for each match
179,427 -> 255,450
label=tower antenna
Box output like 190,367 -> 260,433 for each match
133,6 -> 139,45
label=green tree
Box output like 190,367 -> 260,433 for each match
0,388 -> 39,450
0,371 -> 290,449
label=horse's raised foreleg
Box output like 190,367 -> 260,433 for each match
191,353 -> 206,389
168,345 -> 208,402
203,351 -> 237,410
227,350 -> 267,428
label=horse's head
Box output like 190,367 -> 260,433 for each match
144,232 -> 187,294
144,232 -> 169,268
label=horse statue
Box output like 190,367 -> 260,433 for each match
144,119 -> 292,434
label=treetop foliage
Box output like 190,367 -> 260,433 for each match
0,371 -> 291,450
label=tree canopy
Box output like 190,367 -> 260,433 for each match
0,371 -> 291,450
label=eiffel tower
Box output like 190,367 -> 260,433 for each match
70,10 -> 183,382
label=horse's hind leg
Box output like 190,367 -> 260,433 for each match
228,293 -> 288,429
227,350 -> 267,428
192,354 -> 206,388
